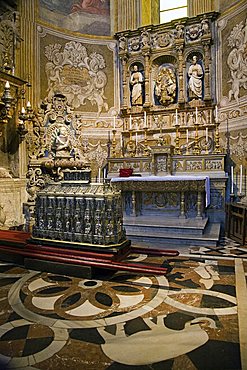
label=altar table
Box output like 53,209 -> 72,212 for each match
111,175 -> 210,219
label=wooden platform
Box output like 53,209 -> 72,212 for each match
0,230 -> 179,278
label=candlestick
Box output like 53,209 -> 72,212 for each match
144,111 -> 147,128
240,165 -> 243,194
129,115 -> 132,130
231,166 -> 234,194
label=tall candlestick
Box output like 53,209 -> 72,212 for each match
129,115 -> 132,130
113,116 -> 116,129
215,105 -> 218,121
231,166 -> 234,194
175,109 -> 178,125
240,165 -> 243,194
206,127 -> 208,142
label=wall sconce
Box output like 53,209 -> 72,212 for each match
0,72 -> 32,141
0,81 -> 14,124
17,101 -> 34,140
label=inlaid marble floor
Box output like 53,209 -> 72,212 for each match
0,241 -> 246,370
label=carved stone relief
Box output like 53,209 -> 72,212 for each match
44,41 -> 108,115
227,17 -> 247,103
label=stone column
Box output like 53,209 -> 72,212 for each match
17,0 -> 37,106
176,44 -> 185,103
120,55 -> 129,110
188,0 -> 214,17
202,39 -> 212,101
143,52 -> 151,107
114,0 -> 141,32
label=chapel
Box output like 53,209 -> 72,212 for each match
0,1 -> 246,369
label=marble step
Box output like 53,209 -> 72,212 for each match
125,222 -> 221,248
124,216 -> 209,236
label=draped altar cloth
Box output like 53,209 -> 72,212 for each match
111,175 -> 210,207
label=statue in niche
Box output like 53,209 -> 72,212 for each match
155,66 -> 177,105
130,65 -> 144,106
188,56 -> 203,100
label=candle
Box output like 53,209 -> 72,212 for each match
195,107 -> 198,124
121,134 -> 123,148
231,166 -> 234,194
206,127 -> 208,142
103,168 -> 106,181
98,168 -> 101,183
113,116 -> 116,130
175,109 -> 178,125
129,115 -> 132,130
215,105 -> 218,121
144,111 -> 147,128
5,81 -> 10,88
27,101 -> 31,108
240,165 -> 243,194
21,107 -> 25,114
186,129 -> 189,144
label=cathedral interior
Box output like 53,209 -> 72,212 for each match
0,0 -> 246,369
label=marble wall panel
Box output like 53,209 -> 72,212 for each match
0,179 -> 27,229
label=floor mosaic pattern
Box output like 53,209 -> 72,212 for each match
0,248 -> 246,370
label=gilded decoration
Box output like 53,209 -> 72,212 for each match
0,10 -> 20,74
111,179 -> 206,193
155,66 -> 177,105
26,93 -> 108,203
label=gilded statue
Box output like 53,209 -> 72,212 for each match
155,66 -> 177,105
